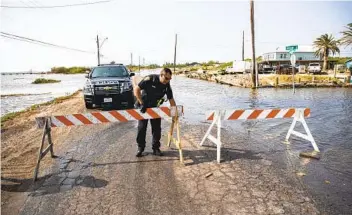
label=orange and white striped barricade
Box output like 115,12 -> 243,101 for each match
34,105 -> 184,181
200,108 -> 319,163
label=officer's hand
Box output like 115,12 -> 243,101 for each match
134,101 -> 141,109
140,104 -> 147,113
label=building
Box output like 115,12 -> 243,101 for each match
261,45 -> 322,67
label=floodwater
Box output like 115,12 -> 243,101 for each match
1,73 -> 86,116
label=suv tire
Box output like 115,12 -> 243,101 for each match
85,101 -> 93,109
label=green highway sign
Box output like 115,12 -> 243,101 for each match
286,45 -> 298,53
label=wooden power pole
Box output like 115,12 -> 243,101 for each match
250,0 -> 257,88
96,35 -> 100,65
173,34 -> 177,73
242,30 -> 245,61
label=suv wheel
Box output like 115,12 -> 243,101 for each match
85,101 -> 93,109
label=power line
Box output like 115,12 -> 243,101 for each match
1,0 -> 111,9
1,34 -> 45,46
1,31 -> 95,54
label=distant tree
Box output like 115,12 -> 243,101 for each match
328,57 -> 351,64
313,34 -> 340,71
207,60 -> 216,65
340,23 -> 352,49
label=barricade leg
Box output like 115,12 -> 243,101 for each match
200,111 -> 223,163
175,117 -> 183,163
301,117 -> 320,152
33,118 -> 55,181
285,110 -> 320,152
216,114 -> 222,163
167,117 -> 175,148
200,112 -> 219,146
285,115 -> 297,142
166,107 -> 184,164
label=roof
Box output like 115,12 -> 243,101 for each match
262,45 -> 317,55
276,45 -> 316,52
97,63 -> 124,67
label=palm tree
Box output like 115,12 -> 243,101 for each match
340,23 -> 352,48
313,34 -> 340,71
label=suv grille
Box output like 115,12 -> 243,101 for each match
94,85 -> 120,95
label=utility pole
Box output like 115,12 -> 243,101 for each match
96,35 -> 108,66
96,35 -> 100,65
242,30 -> 244,61
130,53 -> 133,66
250,0 -> 257,88
173,34 -> 177,73
143,57 -> 145,66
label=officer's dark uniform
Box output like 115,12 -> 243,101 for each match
136,74 -> 173,151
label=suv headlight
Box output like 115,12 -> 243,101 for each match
83,83 -> 94,95
121,82 -> 132,91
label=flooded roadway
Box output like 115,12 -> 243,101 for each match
2,71 -> 351,213
171,75 -> 352,214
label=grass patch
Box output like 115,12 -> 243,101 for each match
51,66 -> 91,74
1,94 -> 30,98
1,90 -> 81,127
32,78 -> 61,84
1,93 -> 51,98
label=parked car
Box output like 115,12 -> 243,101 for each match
275,64 -> 298,74
83,63 -> 135,109
261,65 -> 274,74
334,64 -> 346,73
307,63 -> 322,74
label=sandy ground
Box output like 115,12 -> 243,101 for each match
1,92 -> 89,210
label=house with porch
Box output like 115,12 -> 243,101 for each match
260,45 -> 337,70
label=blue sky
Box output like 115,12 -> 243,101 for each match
1,0 -> 351,72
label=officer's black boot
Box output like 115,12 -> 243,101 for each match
153,148 -> 163,156
136,147 -> 144,157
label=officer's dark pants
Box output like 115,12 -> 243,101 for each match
136,118 -> 161,150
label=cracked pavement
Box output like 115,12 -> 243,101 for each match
2,119 -> 323,215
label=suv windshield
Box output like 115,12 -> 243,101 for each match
91,66 -> 129,78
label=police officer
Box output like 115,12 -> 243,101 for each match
133,68 -> 176,157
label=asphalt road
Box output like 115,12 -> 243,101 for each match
2,119 -> 322,215
15,121 -> 198,215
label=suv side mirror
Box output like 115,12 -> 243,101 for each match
85,74 -> 89,78
130,72 -> 135,77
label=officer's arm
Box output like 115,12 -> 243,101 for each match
134,85 -> 143,105
166,83 -> 176,106
134,76 -> 151,105
169,98 -> 176,106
